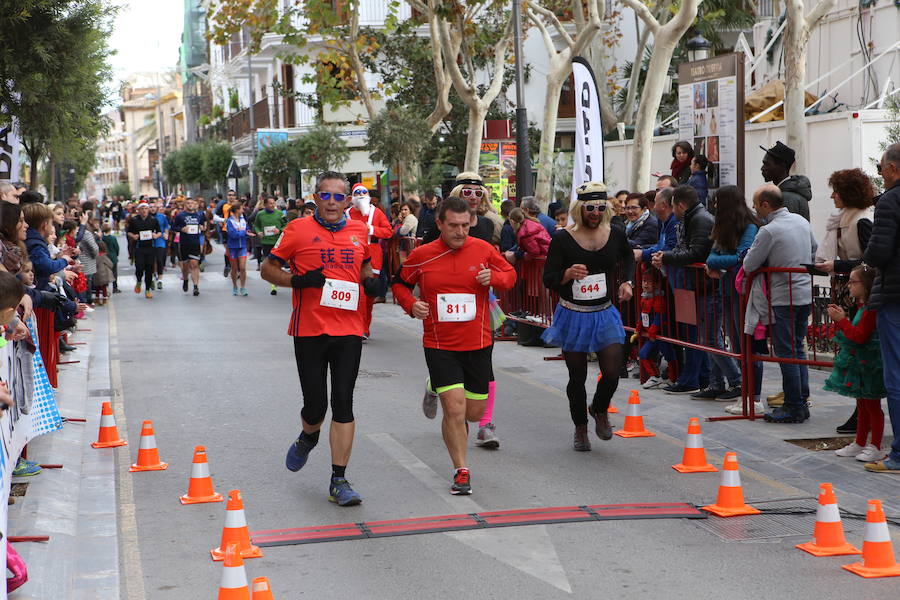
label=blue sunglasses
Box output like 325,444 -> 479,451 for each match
318,192 -> 347,202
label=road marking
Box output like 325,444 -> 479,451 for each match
368,432 -> 572,594
108,300 -> 147,600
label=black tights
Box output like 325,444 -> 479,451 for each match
564,344 -> 623,426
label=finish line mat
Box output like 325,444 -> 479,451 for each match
251,502 -> 706,547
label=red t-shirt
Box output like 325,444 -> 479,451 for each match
393,237 -> 517,351
270,216 -> 371,337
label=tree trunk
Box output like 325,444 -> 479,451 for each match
630,42 -> 677,192
534,73 -> 566,208
783,1 -> 810,175
47,155 -> 55,203
29,153 -> 39,189
624,25 -> 651,125
588,43 -> 620,134
463,104 -> 488,173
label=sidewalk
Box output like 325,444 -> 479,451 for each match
8,311 -> 119,600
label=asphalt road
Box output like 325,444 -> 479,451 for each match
110,243 -> 899,599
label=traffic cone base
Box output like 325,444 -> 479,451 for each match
842,562 -> 900,578
212,544 -> 263,561
129,420 -> 168,471
181,491 -> 224,505
251,577 -> 274,600
702,502 -> 761,518
91,401 -> 127,448
701,452 -> 759,517
672,418 -> 717,473
614,429 -> 656,438
607,404 -> 619,414
796,483 -> 860,557
613,390 -> 654,437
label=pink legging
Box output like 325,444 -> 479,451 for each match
478,381 -> 496,427
855,398 -> 884,449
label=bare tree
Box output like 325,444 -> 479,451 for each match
407,0 -> 459,132
783,0 -> 835,174
527,0 -> 605,205
620,0 -> 702,191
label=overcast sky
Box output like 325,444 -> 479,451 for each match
107,0 -> 185,99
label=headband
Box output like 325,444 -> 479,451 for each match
456,178 -> 483,186
578,191 -> 608,201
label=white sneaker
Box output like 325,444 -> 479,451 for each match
834,442 -> 865,457
855,444 -> 888,462
642,376 -> 663,389
725,401 -> 765,415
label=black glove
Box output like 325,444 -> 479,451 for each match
38,291 -> 63,311
291,266 -> 326,289
362,276 -> 381,298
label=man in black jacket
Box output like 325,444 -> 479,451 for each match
864,143 -> 900,473
652,186 -> 724,395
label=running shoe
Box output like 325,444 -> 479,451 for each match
232,287 -> 238,296
157,280 -> 163,290
182,279 -> 189,292
834,442 -> 864,457
690,387 -> 726,400
573,424 -> 591,451
475,423 -> 499,449
270,285 -> 277,296
285,435 -> 316,472
716,386 -> 742,400
762,407 -> 806,423
450,468 -> 472,495
328,477 -> 362,506
193,286 -> 199,297
239,287 -> 248,296
145,290 -> 153,299
422,377 -> 438,419
663,383 -> 700,395
134,283 -> 141,294
856,445 -> 888,463
13,457 -> 42,477
725,400 -> 765,415
641,376 -> 663,389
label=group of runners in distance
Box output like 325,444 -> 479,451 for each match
263,170 -> 631,503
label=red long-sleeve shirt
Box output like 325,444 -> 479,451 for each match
836,307 -> 876,344
392,237 -> 517,351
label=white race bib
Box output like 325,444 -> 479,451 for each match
186,224 -> 199,235
319,279 -> 359,311
263,226 -> 278,236
139,230 -> 152,241
641,313 -> 650,327
437,293 -> 476,322
572,273 -> 607,301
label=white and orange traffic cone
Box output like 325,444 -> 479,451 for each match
217,542 -> 251,600
129,420 -> 168,472
91,401 -> 127,448
672,418 -> 717,473
843,500 -> 900,578
701,452 -> 760,517
796,483 -> 860,557
180,445 -> 224,505
251,577 -> 275,600
614,390 -> 655,438
211,490 -> 263,561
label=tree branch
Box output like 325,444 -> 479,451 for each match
529,2 -> 575,49
525,6 -> 559,56
481,13 -> 514,107
805,0 -> 836,29
619,0 -> 661,35
436,14 -> 476,104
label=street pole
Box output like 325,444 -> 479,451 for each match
512,0 -> 532,201
155,68 -> 166,197
246,35 -> 258,198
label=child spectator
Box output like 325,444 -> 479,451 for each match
101,223 -> 120,293
635,267 -> 676,388
825,265 -> 887,463
17,260 -> 34,289
505,207 -> 551,263
554,208 -> 569,230
688,155 -> 710,206
93,241 -> 114,305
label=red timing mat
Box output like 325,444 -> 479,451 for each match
251,502 -> 705,547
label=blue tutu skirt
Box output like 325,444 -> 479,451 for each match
541,304 -> 625,353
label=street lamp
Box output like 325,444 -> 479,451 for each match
687,34 -> 711,62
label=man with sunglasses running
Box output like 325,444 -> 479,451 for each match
393,195 -> 517,495
346,183 -> 393,338
262,171 -> 382,506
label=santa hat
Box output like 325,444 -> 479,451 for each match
351,183 -> 369,195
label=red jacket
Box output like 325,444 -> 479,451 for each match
517,219 -> 551,258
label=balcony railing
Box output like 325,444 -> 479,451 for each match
226,99 -> 271,141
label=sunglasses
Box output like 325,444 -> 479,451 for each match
352,189 -> 369,196
583,203 -> 607,212
460,188 -> 484,199
318,192 -> 347,202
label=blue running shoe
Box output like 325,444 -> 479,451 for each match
13,457 -> 42,477
328,477 -> 362,506
285,435 -> 316,472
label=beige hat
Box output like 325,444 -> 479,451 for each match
575,181 -> 608,201
455,171 -> 483,186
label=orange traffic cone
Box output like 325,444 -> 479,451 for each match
251,577 -> 275,599
129,420 -> 168,471
211,490 -> 263,561
701,452 -> 760,517
607,404 -> 619,414
180,446 -> 224,505
614,390 -> 655,437
91,401 -> 127,448
672,418 -> 717,473
796,483 -> 860,556
217,542 -> 251,600
843,500 -> 900,578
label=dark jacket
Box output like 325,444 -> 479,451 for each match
25,228 -> 69,291
779,175 -> 812,221
662,202 -> 714,267
499,221 -> 517,252
687,170 -> 709,206
864,182 -> 900,308
416,205 -> 435,238
626,213 -> 660,249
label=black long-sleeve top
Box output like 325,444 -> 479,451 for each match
542,227 -> 635,306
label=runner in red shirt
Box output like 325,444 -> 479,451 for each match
261,170 -> 381,507
392,196 -> 517,495
346,183 -> 393,338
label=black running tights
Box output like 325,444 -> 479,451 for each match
563,344 -> 623,426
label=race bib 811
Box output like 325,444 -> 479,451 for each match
437,293 -> 476,322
